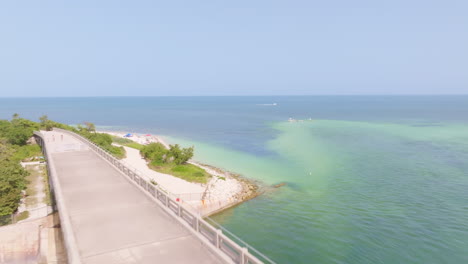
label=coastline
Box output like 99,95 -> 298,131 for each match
190,162 -> 260,217
97,129 -> 260,216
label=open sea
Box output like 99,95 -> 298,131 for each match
1,96 -> 467,263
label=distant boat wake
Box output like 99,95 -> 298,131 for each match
256,103 -> 278,106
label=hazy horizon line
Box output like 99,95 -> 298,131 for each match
1,94 -> 468,99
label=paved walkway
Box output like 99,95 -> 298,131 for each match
43,131 -> 222,264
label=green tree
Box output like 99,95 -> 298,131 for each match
2,118 -> 38,145
0,160 -> 28,215
140,143 -> 167,164
180,146 -> 194,164
0,139 -> 28,216
84,122 -> 96,133
167,144 -> 194,165
76,124 -> 86,133
39,115 -> 54,131
167,144 -> 181,163
0,120 -> 12,136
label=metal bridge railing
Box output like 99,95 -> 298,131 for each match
52,128 -> 274,264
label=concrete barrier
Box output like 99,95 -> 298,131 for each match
34,131 -> 82,264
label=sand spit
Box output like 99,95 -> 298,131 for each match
98,130 -> 259,216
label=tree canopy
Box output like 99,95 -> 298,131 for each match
0,117 -> 37,217
0,118 -> 38,146
140,143 -> 193,165
39,115 -> 54,131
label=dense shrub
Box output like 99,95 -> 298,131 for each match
0,118 -> 38,146
0,116 -> 40,217
141,143 -> 193,165
79,129 -> 125,159
167,144 -> 194,165
0,139 -> 28,216
141,142 -> 167,164
12,144 -> 42,162
86,132 -> 113,146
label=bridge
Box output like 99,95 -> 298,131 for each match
34,129 -> 269,264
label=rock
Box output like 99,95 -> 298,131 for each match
273,182 -> 286,188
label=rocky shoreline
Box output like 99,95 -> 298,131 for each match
196,162 -> 260,201
189,161 -> 261,216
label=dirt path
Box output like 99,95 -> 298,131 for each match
17,164 -> 51,222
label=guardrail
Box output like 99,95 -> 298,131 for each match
53,128 -> 275,264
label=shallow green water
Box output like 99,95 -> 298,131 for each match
168,120 -> 468,263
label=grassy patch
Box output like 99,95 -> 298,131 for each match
25,197 -> 37,207
24,165 -> 44,208
111,136 -> 134,144
106,145 -> 126,159
81,132 -> 126,159
43,168 -> 51,205
111,136 -> 144,150
149,163 -> 211,184
25,166 -> 40,197
16,211 -> 29,221
12,144 -> 42,162
125,142 -> 144,150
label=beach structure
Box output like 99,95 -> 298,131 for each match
33,129 -> 272,264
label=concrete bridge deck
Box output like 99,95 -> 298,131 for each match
43,131 -> 222,264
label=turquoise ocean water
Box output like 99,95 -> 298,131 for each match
1,96 -> 467,263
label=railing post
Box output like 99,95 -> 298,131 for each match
241,247 -> 248,264
216,229 -> 222,249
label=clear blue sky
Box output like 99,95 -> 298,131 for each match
1,0 -> 467,96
